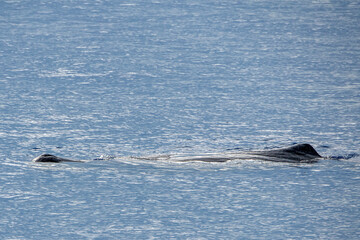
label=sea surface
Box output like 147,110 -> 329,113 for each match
1,0 -> 359,239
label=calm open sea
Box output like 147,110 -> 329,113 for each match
1,0 -> 359,239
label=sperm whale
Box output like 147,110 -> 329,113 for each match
32,143 -> 322,163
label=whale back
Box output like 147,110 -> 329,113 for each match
32,154 -> 81,163
170,143 -> 322,163
284,143 -> 321,157
250,143 -> 322,162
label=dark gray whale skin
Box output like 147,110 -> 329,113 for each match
32,154 -> 83,163
32,144 -> 322,163
247,143 -> 322,162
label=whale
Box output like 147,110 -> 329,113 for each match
32,154 -> 84,163
32,143 -> 322,163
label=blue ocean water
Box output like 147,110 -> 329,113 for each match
1,0 -> 359,239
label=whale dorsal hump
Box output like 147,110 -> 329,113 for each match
32,153 -> 82,163
250,143 -> 322,162
32,154 -> 62,162
285,143 -> 322,157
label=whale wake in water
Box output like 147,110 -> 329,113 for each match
32,143 -> 322,163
